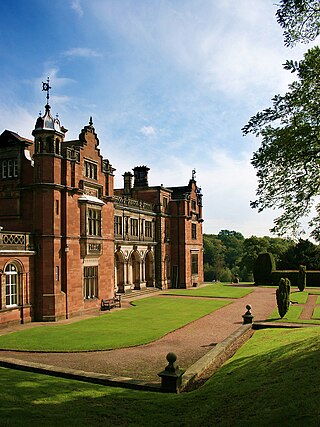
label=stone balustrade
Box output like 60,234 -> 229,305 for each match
0,231 -> 34,251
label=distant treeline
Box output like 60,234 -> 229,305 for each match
203,230 -> 320,282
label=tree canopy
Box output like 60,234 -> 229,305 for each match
203,231 -> 320,282
243,46 -> 320,240
276,0 -> 320,47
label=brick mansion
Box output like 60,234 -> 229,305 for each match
0,89 -> 204,326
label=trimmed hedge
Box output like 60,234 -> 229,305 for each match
253,253 -> 320,287
253,253 -> 275,285
271,270 -> 320,287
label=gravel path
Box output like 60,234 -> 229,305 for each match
299,294 -> 318,320
0,286 -> 277,382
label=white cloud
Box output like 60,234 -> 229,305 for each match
41,67 -> 75,89
63,47 -> 102,58
139,125 -> 156,137
0,104 -> 35,140
88,0 -> 310,100
70,0 -> 83,17
143,147 -> 279,238
199,148 -> 279,237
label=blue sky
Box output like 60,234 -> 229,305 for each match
0,0 -> 313,237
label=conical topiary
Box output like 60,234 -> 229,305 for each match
276,277 -> 291,318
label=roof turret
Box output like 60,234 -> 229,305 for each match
33,78 -> 67,136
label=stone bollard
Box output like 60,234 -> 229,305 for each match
158,352 -> 184,393
242,304 -> 254,324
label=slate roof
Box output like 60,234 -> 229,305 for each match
0,130 -> 33,147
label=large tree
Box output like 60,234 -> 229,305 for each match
217,230 -> 245,269
203,234 -> 226,281
280,238 -> 320,269
243,46 -> 320,240
276,0 -> 320,47
240,236 -> 294,273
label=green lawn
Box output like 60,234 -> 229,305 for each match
290,290 -> 309,304
164,282 -> 253,299
268,290 -> 320,324
0,297 -> 229,352
0,327 -> 319,426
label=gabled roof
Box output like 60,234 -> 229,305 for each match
169,179 -> 196,200
0,130 -> 33,147
169,185 -> 190,200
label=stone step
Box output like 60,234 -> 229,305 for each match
121,287 -> 161,301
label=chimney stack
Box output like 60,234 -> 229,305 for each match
123,171 -> 133,195
133,166 -> 150,188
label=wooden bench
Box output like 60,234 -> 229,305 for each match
100,293 -> 122,311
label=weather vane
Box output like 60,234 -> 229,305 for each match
192,169 -> 196,180
42,77 -> 51,105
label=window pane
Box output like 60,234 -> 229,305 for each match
88,208 -> 101,236
13,159 -> 18,177
83,266 -> 98,298
192,223 -> 197,239
191,254 -> 198,275
5,263 -> 18,306
2,160 -> 7,178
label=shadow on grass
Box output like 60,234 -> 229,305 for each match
1,328 -> 319,426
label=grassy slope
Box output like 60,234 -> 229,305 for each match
0,297 -> 229,351
0,327 -> 319,426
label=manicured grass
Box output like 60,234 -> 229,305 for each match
309,290 -> 320,294
290,290 -> 309,304
268,290 -> 320,324
164,282 -> 253,299
313,306 -> 320,319
269,305 -> 304,322
312,295 -> 320,319
0,327 -> 319,426
0,297 -> 229,352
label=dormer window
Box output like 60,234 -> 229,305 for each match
84,160 -> 97,180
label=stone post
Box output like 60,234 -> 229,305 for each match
242,304 -> 254,324
158,352 -> 184,393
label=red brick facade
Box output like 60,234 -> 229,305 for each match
0,103 -> 203,327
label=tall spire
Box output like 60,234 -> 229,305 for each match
42,77 -> 51,107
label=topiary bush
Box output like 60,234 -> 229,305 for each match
297,265 -> 306,292
253,252 -> 276,285
276,277 -> 291,318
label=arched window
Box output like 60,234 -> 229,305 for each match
5,263 -> 19,307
